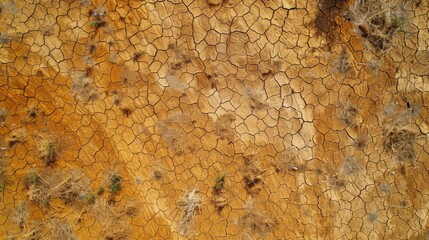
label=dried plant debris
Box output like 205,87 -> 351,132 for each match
383,128 -> 416,161
0,108 -> 8,124
36,134 -> 60,166
26,170 -> 92,208
71,77 -> 98,103
334,50 -> 352,73
214,113 -> 236,142
340,156 -> 360,175
49,219 -> 77,240
339,102 -> 359,127
238,203 -> 277,239
7,128 -> 27,147
8,221 -> 44,240
91,199 -> 130,240
11,201 -> 28,229
242,155 -> 266,195
347,0 -> 408,51
244,87 -> 269,110
273,148 -> 306,173
178,188 -> 202,237
158,114 -> 196,155
382,103 -> 419,161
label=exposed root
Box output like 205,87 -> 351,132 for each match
178,188 -> 202,237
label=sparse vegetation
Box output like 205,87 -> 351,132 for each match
24,170 -> 41,188
158,114 -> 196,155
36,134 -> 60,166
347,0 -> 407,51
178,188 -> 202,237
97,186 -> 105,195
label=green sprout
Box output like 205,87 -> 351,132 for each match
214,172 -> 226,192
109,174 -> 122,194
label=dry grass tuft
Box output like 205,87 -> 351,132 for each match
35,134 -> 60,166
214,113 -> 237,142
178,188 -> 202,237
11,201 -> 28,229
26,169 -> 92,208
242,155 -> 266,195
7,128 -> 27,147
334,50 -> 352,73
273,148 -> 306,173
338,101 -> 360,128
340,156 -> 360,175
71,77 -> 98,103
347,0 -> 407,51
91,199 -> 130,240
382,103 -> 419,161
238,201 -> 277,239
244,87 -> 269,110
49,219 -> 77,240
158,114 -> 196,155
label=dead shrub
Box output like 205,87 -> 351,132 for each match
7,128 -> 27,147
238,201 -> 277,239
178,188 -> 202,237
26,169 -> 92,208
49,219 -> 77,240
347,0 -> 408,51
35,134 -> 60,166
242,155 -> 266,195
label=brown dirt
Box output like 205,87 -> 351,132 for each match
1,0 -> 429,239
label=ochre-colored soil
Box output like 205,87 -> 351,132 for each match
1,0 -> 429,239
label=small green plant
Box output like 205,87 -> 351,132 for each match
84,192 -> 95,205
214,172 -> 226,192
24,171 -> 41,188
97,186 -> 105,195
109,174 -> 122,194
